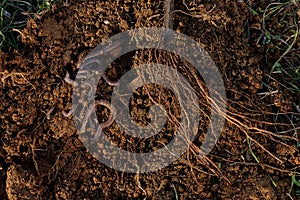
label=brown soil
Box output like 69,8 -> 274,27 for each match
0,0 -> 299,199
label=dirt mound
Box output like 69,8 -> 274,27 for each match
0,0 -> 299,199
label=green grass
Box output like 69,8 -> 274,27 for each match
172,184 -> 179,200
246,0 -> 300,93
246,137 -> 260,163
246,2 -> 300,197
290,172 -> 300,197
0,0 -> 54,51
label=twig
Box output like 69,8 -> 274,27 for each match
31,138 -> 40,176
163,0 -> 175,29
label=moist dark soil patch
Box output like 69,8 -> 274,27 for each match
0,0 -> 299,199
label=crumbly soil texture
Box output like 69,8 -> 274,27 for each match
0,0 -> 300,199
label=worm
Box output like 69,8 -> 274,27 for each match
80,100 -> 116,133
62,41 -> 120,130
64,72 -> 78,87
46,107 -> 54,120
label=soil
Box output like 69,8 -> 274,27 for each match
0,0 -> 300,199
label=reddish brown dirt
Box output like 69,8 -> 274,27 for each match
0,0 -> 299,199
